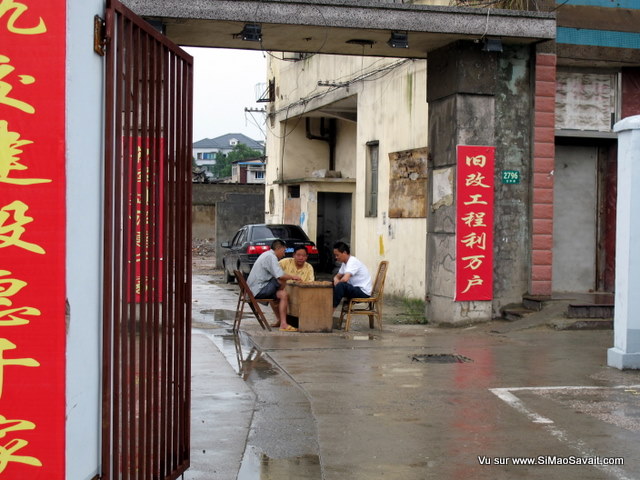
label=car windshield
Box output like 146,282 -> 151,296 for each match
252,225 -> 308,241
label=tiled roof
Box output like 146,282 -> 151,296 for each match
193,133 -> 264,151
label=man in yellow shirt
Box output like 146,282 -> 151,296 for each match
279,246 -> 315,283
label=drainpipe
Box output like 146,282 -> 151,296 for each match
306,117 -> 336,171
278,119 -> 287,223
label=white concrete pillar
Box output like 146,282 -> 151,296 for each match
608,115 -> 640,369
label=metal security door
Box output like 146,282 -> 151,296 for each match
552,145 -> 598,292
102,1 -> 193,479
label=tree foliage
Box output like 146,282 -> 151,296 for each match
212,143 -> 263,178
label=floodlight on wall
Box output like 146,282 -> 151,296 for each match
482,37 -> 503,52
234,23 -> 262,42
388,31 -> 409,49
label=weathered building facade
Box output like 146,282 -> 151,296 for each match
548,0 -> 640,297
264,54 -> 429,299
263,14 -> 550,321
263,0 -> 640,323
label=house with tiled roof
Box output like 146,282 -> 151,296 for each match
231,158 -> 266,184
193,133 -> 264,173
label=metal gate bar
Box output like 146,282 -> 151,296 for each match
103,1 -> 193,478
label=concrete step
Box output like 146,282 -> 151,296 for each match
501,305 -> 537,322
549,317 -> 613,330
522,295 -> 552,312
566,303 -> 614,319
521,293 -> 614,321
500,295 -> 614,331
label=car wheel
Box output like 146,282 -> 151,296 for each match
223,262 -> 234,283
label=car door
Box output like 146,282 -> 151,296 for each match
228,227 -> 246,273
236,226 -> 253,273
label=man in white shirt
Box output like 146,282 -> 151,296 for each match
332,241 -> 372,309
247,239 -> 302,331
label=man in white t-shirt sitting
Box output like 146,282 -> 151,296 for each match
332,241 -> 372,309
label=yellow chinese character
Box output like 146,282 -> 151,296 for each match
463,194 -> 488,206
0,416 -> 35,439
0,200 -> 45,254
461,232 -> 486,250
0,438 -> 42,473
461,212 -> 486,228
465,172 -> 490,188
461,274 -> 483,294
0,55 -> 35,114
0,0 -> 47,34
0,338 -> 39,398
0,307 -> 37,326
0,120 -> 51,184
462,255 -> 485,270
0,273 -> 35,326
465,154 -> 486,168
0,270 -> 25,305
0,270 -> 38,326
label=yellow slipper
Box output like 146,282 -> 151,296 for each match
279,325 -> 298,332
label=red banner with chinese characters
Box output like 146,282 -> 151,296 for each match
127,137 -> 164,303
455,145 -> 495,301
0,1 -> 66,478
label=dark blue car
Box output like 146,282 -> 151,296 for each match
221,224 -> 319,283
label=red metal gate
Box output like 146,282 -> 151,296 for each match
102,1 -> 193,478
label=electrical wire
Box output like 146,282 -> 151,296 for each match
244,109 -> 266,138
551,0 -> 570,12
269,57 -> 412,119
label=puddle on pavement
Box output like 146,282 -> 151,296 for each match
351,334 -> 379,341
191,321 -> 222,330
237,445 -> 321,480
198,308 -> 236,322
192,309 -> 237,330
208,337 -> 320,479
206,331 -> 278,380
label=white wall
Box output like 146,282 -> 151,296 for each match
66,0 -> 105,478
354,59 -> 428,299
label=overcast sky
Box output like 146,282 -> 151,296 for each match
184,47 -> 268,143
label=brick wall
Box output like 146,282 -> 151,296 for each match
530,53 -> 556,296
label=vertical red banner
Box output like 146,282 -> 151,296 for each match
455,145 -> 495,301
127,137 -> 164,303
0,1 -> 66,478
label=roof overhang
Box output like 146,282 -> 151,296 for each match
122,0 -> 555,59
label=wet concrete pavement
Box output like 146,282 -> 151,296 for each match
187,273 -> 640,480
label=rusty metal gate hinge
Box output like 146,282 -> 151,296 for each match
94,15 -> 107,56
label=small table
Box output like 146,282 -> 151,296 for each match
286,281 -> 333,332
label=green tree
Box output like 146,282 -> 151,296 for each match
212,143 -> 263,178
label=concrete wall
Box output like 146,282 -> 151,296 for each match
279,120 -> 336,179
493,45 -> 532,308
427,41 -> 533,323
192,183 -> 265,266
66,0 -> 104,477
299,180 -> 356,244
355,58 -> 428,300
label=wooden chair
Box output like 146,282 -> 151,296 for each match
233,270 -> 273,332
339,261 -> 389,332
